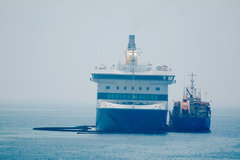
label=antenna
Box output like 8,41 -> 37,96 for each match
189,73 -> 196,95
183,86 -> 186,98
205,92 -> 208,102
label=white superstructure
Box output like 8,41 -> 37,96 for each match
91,35 -> 175,110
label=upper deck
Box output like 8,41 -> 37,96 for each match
91,64 -> 175,83
91,35 -> 175,85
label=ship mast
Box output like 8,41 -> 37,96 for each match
189,73 -> 196,98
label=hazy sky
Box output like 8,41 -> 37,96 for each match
0,0 -> 240,107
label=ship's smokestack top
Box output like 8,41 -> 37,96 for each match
128,35 -> 136,50
126,35 -> 137,65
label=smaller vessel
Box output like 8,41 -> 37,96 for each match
169,74 -> 211,132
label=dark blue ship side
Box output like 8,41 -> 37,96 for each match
96,108 -> 168,133
169,74 -> 211,132
169,116 -> 211,132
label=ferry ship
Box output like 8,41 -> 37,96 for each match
91,35 -> 175,133
169,74 -> 211,132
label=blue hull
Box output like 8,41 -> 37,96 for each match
96,108 -> 168,133
169,117 -> 211,132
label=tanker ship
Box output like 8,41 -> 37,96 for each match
169,74 -> 211,132
91,35 -> 175,133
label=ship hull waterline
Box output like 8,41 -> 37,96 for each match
169,116 -> 211,132
96,108 -> 168,133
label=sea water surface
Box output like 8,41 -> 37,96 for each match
0,104 -> 240,160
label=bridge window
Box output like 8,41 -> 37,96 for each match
146,87 -> 149,91
135,95 -> 138,99
106,86 -> 110,89
156,87 -> 160,91
116,86 -> 119,90
139,87 -> 142,90
142,94 -> 146,99
124,86 -> 127,90
97,93 -> 168,101
110,93 -> 114,99
139,94 -> 142,99
131,87 -> 134,90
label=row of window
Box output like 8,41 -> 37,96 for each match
105,86 -> 160,91
97,93 -> 168,101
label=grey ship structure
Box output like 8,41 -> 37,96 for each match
169,74 -> 211,132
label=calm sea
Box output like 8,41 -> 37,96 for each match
0,104 -> 240,160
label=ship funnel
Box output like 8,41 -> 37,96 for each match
126,35 -> 137,65
128,35 -> 136,50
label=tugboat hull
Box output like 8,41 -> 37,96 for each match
169,116 -> 210,132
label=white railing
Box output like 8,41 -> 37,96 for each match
97,101 -> 167,110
